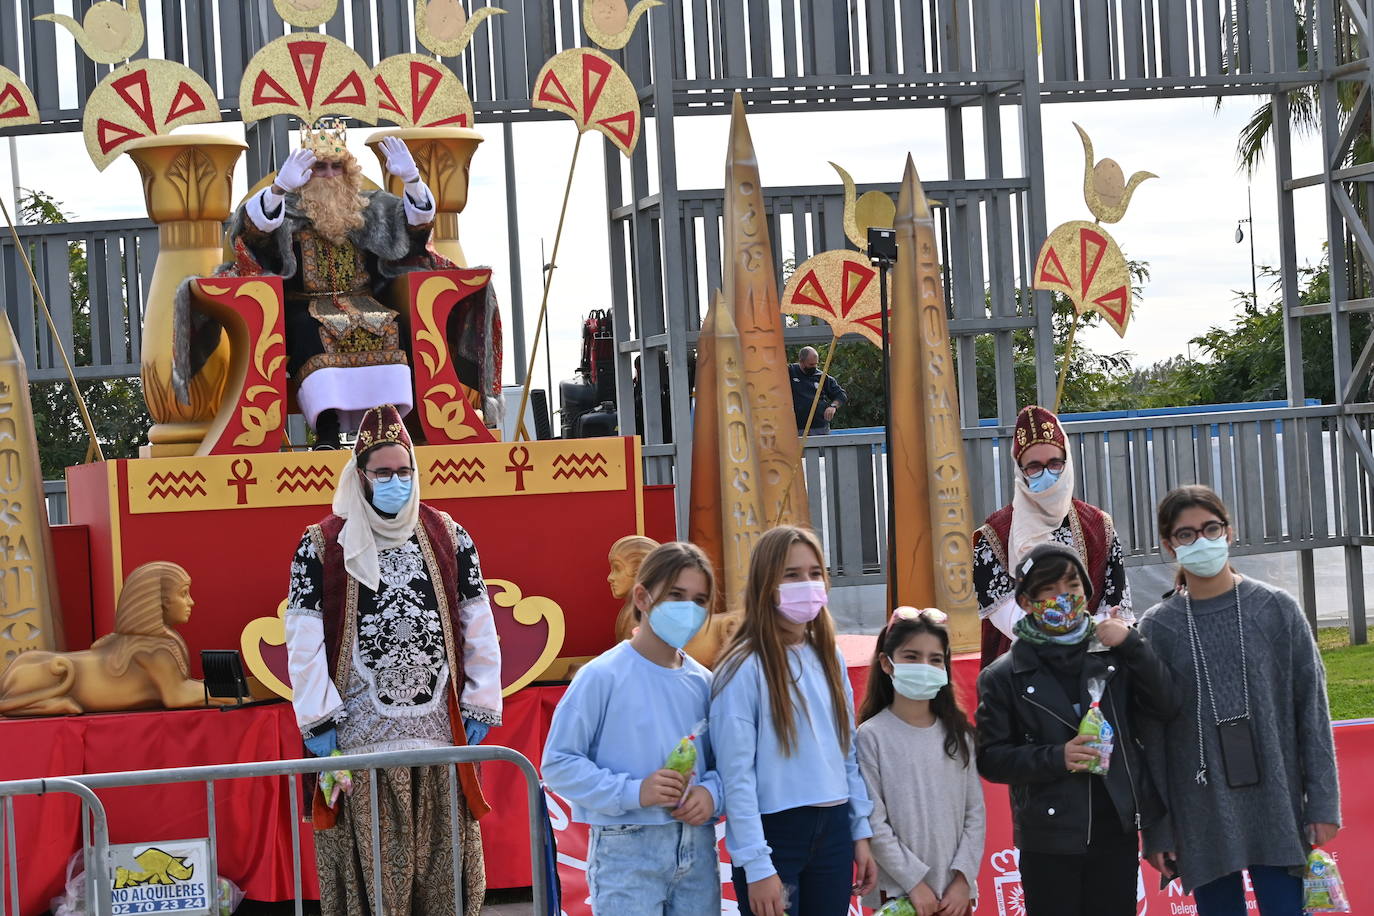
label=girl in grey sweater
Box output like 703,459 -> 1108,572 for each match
1138,485 -> 1341,916
856,607 -> 984,916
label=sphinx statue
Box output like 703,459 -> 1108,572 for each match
0,562 -> 233,716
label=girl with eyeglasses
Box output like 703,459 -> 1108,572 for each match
710,525 -> 877,916
856,607 -> 984,916
976,542 -> 1179,916
542,542 -> 724,914
1136,485 -> 1341,916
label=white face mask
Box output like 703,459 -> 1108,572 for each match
888,661 -> 948,700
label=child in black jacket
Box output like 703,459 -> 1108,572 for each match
976,543 -> 1179,916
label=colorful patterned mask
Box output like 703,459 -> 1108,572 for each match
1028,592 -> 1087,635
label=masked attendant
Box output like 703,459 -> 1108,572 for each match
283,404 -> 502,916
543,541 -> 724,915
857,607 -> 984,916
789,346 -> 849,435
976,543 -> 1179,916
974,405 -> 1132,669
710,525 -> 877,916
1137,485 -> 1340,916
203,119 -> 494,448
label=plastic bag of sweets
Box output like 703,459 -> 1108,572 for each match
319,749 -> 354,807
665,718 -> 707,778
1303,848 -> 1351,913
1077,677 -> 1114,775
874,896 -> 918,915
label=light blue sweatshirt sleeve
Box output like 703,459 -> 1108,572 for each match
541,668 -> 643,818
841,661 -> 875,841
696,726 -> 726,818
710,665 -> 775,883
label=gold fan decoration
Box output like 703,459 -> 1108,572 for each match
82,62 -> 221,170
0,66 -> 39,128
582,0 -> 662,50
239,34 -> 377,126
373,55 -> 475,128
532,49 -> 641,157
782,249 -> 885,347
273,0 -> 339,29
1034,123 -> 1156,409
415,0 -> 506,57
35,0 -> 144,65
34,0 -> 222,169
512,4 -> 656,439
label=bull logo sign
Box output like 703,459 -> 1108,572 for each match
109,839 -> 213,914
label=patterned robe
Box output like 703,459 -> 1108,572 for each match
285,506 -> 501,916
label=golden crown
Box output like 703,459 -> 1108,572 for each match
302,117 -> 348,159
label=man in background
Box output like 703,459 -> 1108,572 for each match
789,346 -> 848,435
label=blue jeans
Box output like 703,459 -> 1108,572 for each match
1192,865 -> 1303,916
732,805 -> 854,916
586,820 -> 720,915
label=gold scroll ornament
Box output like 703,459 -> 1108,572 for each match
0,311 -> 64,673
899,157 -> 979,649
240,577 -> 565,700
720,93 -> 809,529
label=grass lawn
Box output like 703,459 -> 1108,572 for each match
1318,627 -> 1374,721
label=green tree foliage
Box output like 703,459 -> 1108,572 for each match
19,190 -> 150,477
1148,257 -> 1371,405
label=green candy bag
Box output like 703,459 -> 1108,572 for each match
664,718 -> 707,777
874,897 -> 918,915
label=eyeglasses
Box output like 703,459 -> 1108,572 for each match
890,606 -> 948,625
362,467 -> 415,483
1168,520 -> 1227,546
1019,457 -> 1066,479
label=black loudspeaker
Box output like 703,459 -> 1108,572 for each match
201,650 -> 250,706
530,389 -> 552,440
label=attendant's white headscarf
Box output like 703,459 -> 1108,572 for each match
332,406 -> 420,592
1008,454 -> 1075,567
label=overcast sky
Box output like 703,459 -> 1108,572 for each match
1,84 -> 1329,413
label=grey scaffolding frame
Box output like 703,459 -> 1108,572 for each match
0,0 -> 1369,640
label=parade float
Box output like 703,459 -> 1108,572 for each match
0,2 -> 1369,915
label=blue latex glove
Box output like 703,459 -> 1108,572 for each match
463,718 -> 490,746
303,727 -> 338,758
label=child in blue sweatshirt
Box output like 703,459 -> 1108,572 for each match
711,525 -> 877,916
542,541 -> 723,914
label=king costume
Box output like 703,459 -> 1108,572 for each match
974,405 -> 1132,668
284,405 -> 501,916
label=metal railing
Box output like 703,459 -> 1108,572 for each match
0,745 -> 549,916
793,405 -> 1351,590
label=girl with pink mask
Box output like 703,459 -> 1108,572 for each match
710,525 -> 877,916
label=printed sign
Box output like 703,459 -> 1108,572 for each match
108,839 -> 212,915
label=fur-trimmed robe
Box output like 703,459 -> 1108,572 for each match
170,189 -> 502,426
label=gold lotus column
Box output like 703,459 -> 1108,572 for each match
889,159 -> 936,611
904,158 -> 979,650
0,309 -> 64,671
714,292 -> 767,620
722,94 -> 809,528
367,127 -> 484,267
127,134 -> 243,457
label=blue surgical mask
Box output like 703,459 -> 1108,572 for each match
889,661 -> 948,701
370,476 -> 413,514
648,600 -> 708,649
1026,467 -> 1062,494
1175,534 -> 1229,578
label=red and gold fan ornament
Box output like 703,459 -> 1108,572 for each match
532,49 -> 641,157
781,249 -> 886,348
239,33 -> 377,126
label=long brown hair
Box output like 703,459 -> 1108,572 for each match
1157,484 -> 1233,587
713,526 -> 851,756
858,613 -> 975,766
632,541 -> 716,621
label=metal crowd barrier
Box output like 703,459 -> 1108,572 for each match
0,745 -> 548,916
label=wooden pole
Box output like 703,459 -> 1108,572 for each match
1053,311 -> 1079,413
514,130 -> 584,441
